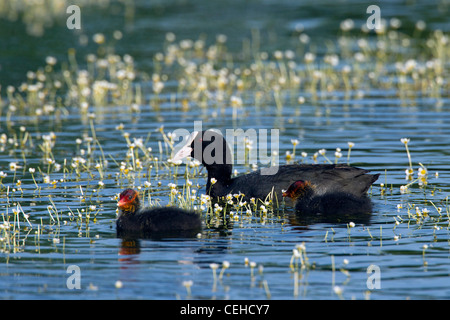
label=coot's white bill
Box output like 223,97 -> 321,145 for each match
170,131 -> 199,162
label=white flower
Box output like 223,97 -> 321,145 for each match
333,285 -> 343,295
182,280 -> 193,287
405,168 -> 414,177
417,167 -> 427,177
93,33 -> 105,44
340,18 -> 354,31
400,138 -> 410,144
230,96 -> 243,107
209,263 -> 219,270
210,178 -> 217,185
153,81 -> 164,94
46,56 -> 57,66
304,52 -> 316,63
299,33 -> 310,44
400,185 -> 408,194
296,243 -> 306,252
9,162 -> 18,171
415,20 -> 426,31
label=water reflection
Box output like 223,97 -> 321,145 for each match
288,209 -> 372,226
1,0 -> 449,299
118,239 -> 141,262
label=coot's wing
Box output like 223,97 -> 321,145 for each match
227,164 -> 378,201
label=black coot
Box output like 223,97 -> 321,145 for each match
171,130 -> 379,205
283,180 -> 373,216
116,188 -> 201,238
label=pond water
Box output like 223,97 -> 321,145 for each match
0,0 -> 449,300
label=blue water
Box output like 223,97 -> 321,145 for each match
0,0 -> 449,300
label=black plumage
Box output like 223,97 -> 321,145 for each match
116,189 -> 201,238
172,130 -> 379,205
283,180 -> 373,216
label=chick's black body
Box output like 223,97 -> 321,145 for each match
294,190 -> 373,216
116,189 -> 201,238
283,180 -> 373,218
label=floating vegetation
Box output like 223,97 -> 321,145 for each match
1,18 -> 448,122
1,9 -> 449,299
1,45 -> 142,121
0,0 -> 135,37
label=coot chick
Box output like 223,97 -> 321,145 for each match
283,180 -> 373,216
171,130 -> 379,205
116,189 -> 201,238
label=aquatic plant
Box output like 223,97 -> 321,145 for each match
0,14 -> 448,299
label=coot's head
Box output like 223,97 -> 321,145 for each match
117,188 -> 141,215
282,180 -> 314,200
171,130 -> 233,179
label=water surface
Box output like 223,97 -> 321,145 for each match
0,0 -> 449,300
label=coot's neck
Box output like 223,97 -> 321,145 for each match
205,163 -> 233,197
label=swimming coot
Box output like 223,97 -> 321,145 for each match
171,130 -> 379,205
282,180 -> 373,216
116,189 -> 201,238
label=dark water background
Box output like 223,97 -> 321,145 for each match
0,0 -> 449,299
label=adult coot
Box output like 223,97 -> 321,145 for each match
171,130 -> 379,205
282,180 -> 373,216
116,188 -> 201,238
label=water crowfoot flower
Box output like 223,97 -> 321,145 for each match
333,285 -> 344,299
318,149 -> 332,164
334,148 -> 342,163
219,261 -> 230,280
